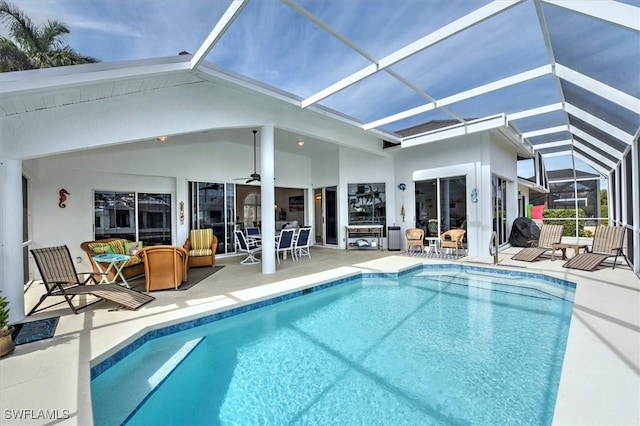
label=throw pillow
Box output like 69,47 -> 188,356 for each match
125,241 -> 143,256
108,240 -> 126,255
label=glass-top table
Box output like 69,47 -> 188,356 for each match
93,253 -> 131,288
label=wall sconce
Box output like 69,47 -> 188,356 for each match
157,135 -> 168,142
296,139 -> 304,147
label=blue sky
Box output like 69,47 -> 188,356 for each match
7,0 -> 613,182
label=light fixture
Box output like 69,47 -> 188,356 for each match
157,136 -> 168,142
296,139 -> 304,147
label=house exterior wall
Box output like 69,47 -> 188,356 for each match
338,148 -> 396,249
3,75 -> 523,319
392,131 -> 520,257
23,139 -> 313,280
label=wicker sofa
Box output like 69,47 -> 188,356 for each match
80,238 -> 145,282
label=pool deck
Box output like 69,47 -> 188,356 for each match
1,247 -> 638,425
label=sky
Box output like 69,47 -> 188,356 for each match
5,0 -> 627,186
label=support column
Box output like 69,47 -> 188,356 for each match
0,158 -> 26,322
260,125 -> 276,274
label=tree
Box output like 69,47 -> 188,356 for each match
600,189 -> 608,225
0,0 -> 98,72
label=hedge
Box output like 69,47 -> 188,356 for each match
543,208 -> 587,236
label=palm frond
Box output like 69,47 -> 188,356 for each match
0,1 -> 100,71
0,36 -> 32,71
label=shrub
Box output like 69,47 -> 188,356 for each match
0,296 -> 9,330
543,208 -> 586,236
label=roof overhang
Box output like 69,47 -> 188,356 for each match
400,113 -> 534,157
518,177 -> 550,194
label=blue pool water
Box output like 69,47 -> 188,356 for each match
91,266 -> 575,425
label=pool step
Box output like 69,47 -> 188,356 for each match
123,337 -> 206,424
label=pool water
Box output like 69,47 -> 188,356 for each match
91,267 -> 575,425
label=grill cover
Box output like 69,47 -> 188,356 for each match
509,217 -> 541,247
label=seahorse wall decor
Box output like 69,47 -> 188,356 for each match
59,189 -> 70,208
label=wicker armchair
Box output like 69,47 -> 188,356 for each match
183,229 -> 218,268
138,246 -> 189,292
405,228 -> 425,253
440,229 -> 466,258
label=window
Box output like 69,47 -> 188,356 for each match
348,183 -> 386,230
94,191 -> 172,245
138,193 -> 172,245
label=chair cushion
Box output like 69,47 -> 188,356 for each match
190,229 -> 213,250
124,255 -> 143,266
189,248 -> 212,257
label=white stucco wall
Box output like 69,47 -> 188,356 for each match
23,139 -> 315,280
338,148 -> 395,249
392,131 -> 520,257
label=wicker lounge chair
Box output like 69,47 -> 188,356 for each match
563,226 -> 629,271
511,224 -> 564,262
29,245 -> 154,315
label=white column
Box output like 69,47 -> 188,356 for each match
260,125 -> 276,274
0,158 -> 26,322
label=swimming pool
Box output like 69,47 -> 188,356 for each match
91,265 -> 575,425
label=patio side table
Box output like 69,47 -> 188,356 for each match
93,253 -> 132,287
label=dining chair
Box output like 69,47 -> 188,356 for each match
275,228 -> 296,263
294,227 -> 312,260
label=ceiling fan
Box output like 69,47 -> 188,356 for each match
234,130 -> 261,184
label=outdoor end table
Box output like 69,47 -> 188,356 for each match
93,253 -> 132,287
550,243 -> 589,261
424,237 -> 440,254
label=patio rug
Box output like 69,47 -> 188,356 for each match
10,316 -> 59,346
129,265 -> 224,292
400,251 -> 466,260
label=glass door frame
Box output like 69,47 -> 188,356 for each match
314,186 -> 338,246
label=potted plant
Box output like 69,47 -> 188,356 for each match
0,296 -> 15,357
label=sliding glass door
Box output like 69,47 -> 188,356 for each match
189,182 -> 235,254
415,176 -> 467,238
492,175 -> 508,246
